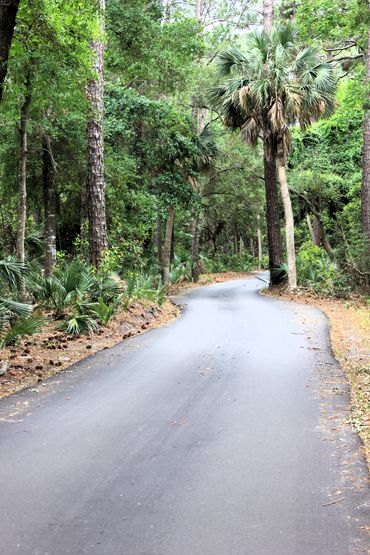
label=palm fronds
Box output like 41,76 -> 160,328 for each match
0,316 -> 45,348
209,23 -> 337,156
0,259 -> 26,291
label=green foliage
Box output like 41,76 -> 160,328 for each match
295,0 -> 369,47
0,315 -> 45,348
0,259 -> 44,347
296,242 -> 351,296
289,79 -> 369,289
107,0 -> 203,95
123,273 -> 165,309
32,260 -> 124,323
60,314 -> 99,336
200,253 -> 255,273
169,255 -> 192,283
0,259 -> 26,290
91,299 -> 116,326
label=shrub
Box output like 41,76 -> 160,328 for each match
200,252 -> 256,273
296,242 -> 350,297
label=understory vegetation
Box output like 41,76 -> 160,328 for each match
0,0 -> 369,348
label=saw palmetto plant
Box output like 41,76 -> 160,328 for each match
0,259 -> 44,348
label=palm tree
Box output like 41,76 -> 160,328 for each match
210,25 -> 336,289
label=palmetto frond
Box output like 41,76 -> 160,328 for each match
215,47 -> 248,76
209,24 -> 337,155
241,118 -> 260,146
0,259 -> 26,291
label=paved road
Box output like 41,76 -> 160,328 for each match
0,275 -> 368,555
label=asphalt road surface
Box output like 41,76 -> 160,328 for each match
0,275 -> 369,555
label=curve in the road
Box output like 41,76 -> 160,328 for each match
0,274 -> 368,555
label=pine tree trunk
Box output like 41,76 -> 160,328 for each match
162,205 -> 175,286
0,0 -> 20,101
277,147 -> 297,290
263,138 -> 283,284
257,214 -> 263,270
86,0 -> 107,269
263,0 -> 274,31
362,26 -> 370,240
43,134 -> 57,277
16,76 -> 32,265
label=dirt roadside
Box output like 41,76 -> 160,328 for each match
266,287 -> 370,469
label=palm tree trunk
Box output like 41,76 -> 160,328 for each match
43,134 -> 57,277
277,150 -> 297,290
0,0 -> 20,101
86,0 -> 107,269
263,139 -> 283,284
162,205 -> 175,286
362,26 -> 370,241
16,75 -> 32,265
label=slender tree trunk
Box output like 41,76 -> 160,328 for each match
307,212 -> 333,256
306,214 -> 316,244
16,75 -> 32,265
0,0 -> 20,101
195,0 -> 202,22
156,207 -> 163,266
248,235 -> 255,257
43,134 -> 57,277
191,214 -> 201,281
239,235 -> 244,255
277,145 -> 297,290
86,0 -> 107,269
162,205 -> 175,286
200,107 -> 206,130
170,224 -> 175,263
233,223 -> 238,254
263,0 -> 274,31
263,138 -> 283,284
312,214 -> 322,246
257,214 -> 263,270
190,0 -> 204,282
362,25 -> 370,241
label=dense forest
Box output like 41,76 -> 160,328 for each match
0,0 -> 369,345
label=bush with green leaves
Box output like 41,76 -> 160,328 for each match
0,259 -> 44,348
32,260 -> 124,319
200,253 -> 256,274
122,273 -> 165,309
296,242 -> 351,297
169,255 -> 192,284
